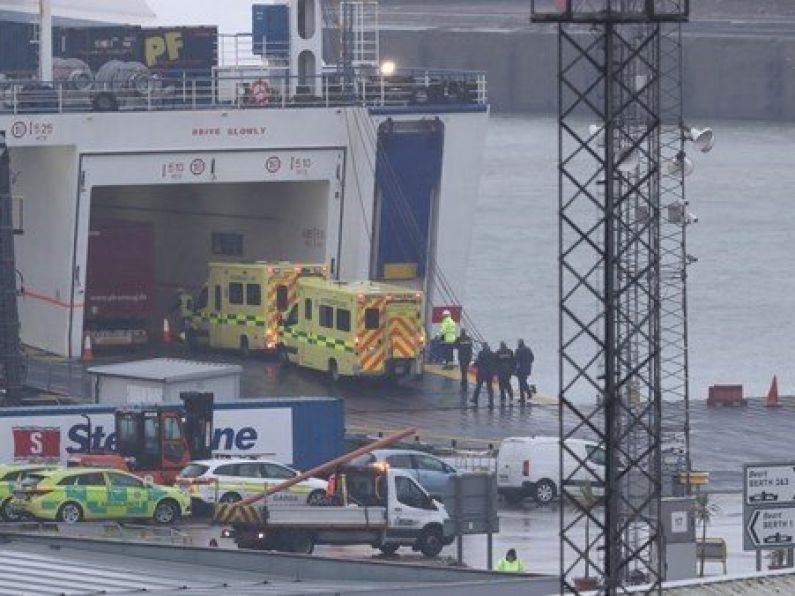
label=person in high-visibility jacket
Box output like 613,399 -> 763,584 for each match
437,309 -> 458,369
495,548 -> 525,573
174,288 -> 194,336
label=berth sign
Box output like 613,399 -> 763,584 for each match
744,462 -> 795,551
746,508 -> 795,548
744,464 -> 795,506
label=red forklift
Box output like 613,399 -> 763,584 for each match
68,392 -> 214,485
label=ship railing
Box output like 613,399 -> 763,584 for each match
0,68 -> 487,115
217,33 -> 290,68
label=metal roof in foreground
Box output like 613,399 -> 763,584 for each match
0,532 -> 556,596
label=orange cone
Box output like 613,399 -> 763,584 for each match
81,333 -> 93,362
162,318 -> 172,345
766,375 -> 781,407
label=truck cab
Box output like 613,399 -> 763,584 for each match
67,392 -> 214,485
232,467 -> 452,558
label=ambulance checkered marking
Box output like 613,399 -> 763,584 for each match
195,312 -> 267,327
282,327 -> 355,353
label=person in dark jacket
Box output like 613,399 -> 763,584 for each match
515,339 -> 535,403
495,341 -> 516,402
471,343 -> 496,406
455,329 -> 474,389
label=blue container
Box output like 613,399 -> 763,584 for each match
252,4 -> 290,57
0,21 -> 37,76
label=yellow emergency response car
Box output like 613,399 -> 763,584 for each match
0,464 -> 53,521
190,261 -> 327,354
281,278 -> 426,380
11,467 -> 191,524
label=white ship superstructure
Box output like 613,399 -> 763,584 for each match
0,0 -> 488,358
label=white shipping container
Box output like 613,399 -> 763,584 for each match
87,358 -> 242,405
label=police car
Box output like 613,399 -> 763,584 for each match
176,458 -> 328,506
0,464 -> 54,521
11,467 -> 191,524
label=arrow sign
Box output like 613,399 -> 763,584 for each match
745,464 -> 795,506
746,508 -> 795,548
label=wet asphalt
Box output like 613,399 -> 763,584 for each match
25,344 -> 794,493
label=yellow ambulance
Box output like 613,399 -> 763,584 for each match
190,261 -> 327,354
280,278 -> 426,380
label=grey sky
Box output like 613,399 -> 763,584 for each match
145,0 -> 253,32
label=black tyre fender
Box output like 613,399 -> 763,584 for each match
153,498 -> 180,525
1,497 -> 21,521
534,478 -> 558,505
328,359 -> 340,383
57,501 -> 84,524
219,492 -> 242,504
416,524 -> 444,558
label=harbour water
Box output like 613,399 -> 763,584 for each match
468,114 -> 795,403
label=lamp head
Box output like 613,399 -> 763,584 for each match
380,60 -> 396,76
667,151 -> 695,177
685,126 -> 715,153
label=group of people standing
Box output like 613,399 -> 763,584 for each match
437,311 -> 535,408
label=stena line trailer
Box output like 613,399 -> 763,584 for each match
0,397 -> 343,471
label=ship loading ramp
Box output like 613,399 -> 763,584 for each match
0,529 -> 557,595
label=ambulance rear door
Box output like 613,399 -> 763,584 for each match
386,293 -> 424,373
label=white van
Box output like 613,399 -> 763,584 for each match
496,436 -> 606,505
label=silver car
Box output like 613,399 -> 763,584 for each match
349,449 -> 457,499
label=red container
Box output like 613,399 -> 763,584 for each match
86,219 -> 155,321
707,384 -> 746,407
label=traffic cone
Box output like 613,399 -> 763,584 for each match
766,375 -> 781,407
81,333 -> 93,362
162,318 -> 172,345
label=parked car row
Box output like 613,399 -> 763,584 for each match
1,435 -> 606,525
0,456 -> 329,525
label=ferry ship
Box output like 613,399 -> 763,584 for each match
0,0 -> 488,359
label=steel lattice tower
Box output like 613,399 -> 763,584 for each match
531,1 -> 689,593
658,5 -> 691,491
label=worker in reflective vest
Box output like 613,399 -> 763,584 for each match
496,548 -> 525,573
437,310 -> 458,369
175,288 -> 194,334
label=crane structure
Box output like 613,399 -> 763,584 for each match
531,1 -> 690,593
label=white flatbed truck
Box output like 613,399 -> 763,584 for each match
228,467 -> 454,557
